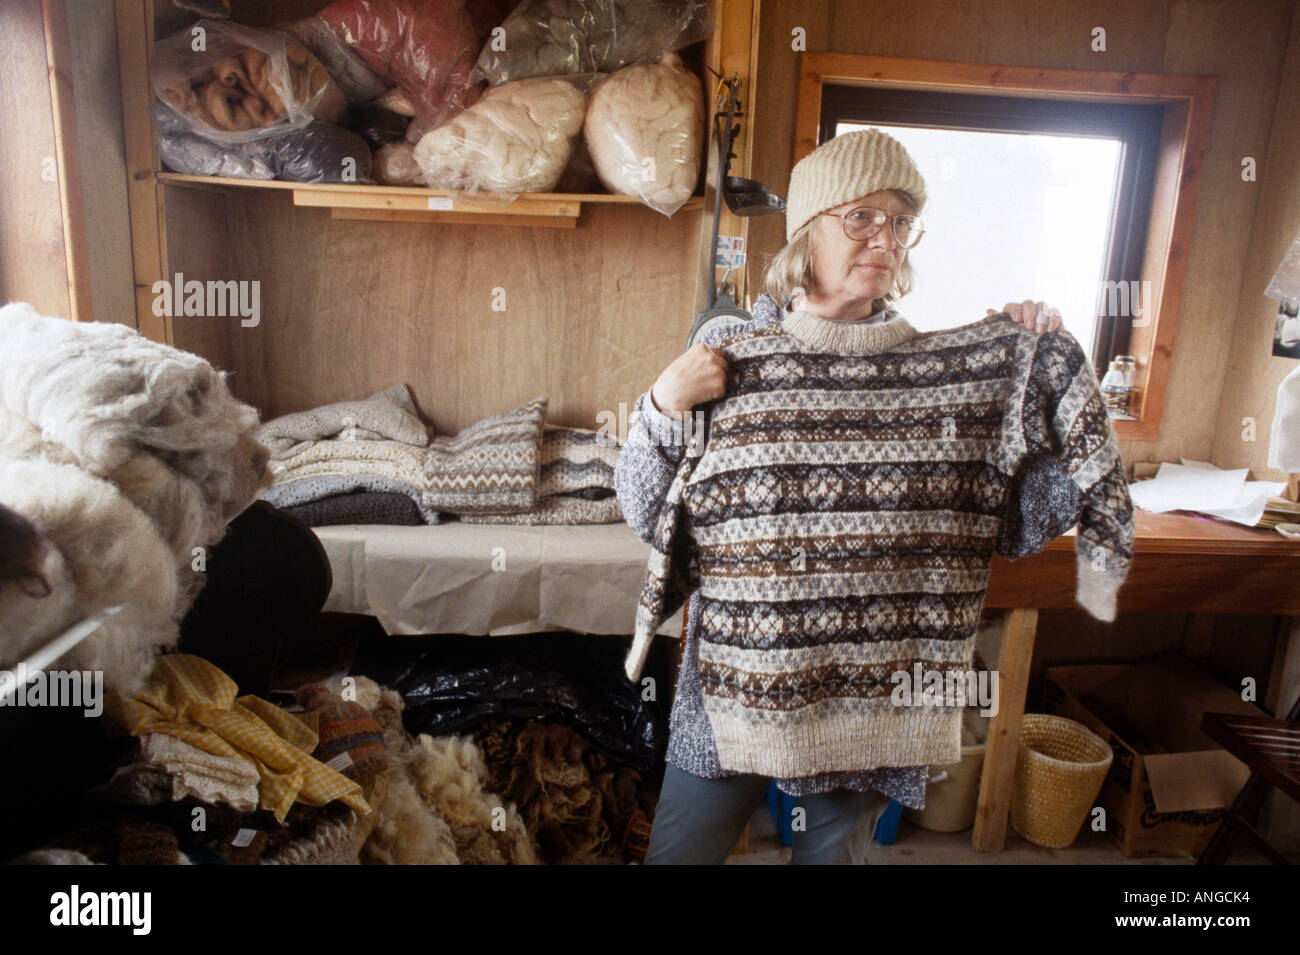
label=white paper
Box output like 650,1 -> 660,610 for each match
311,523 -> 681,638
1129,462 -> 1249,513
1196,480 -> 1289,525
1128,459 -> 1287,526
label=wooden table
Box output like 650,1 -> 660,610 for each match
974,509 -> 1300,851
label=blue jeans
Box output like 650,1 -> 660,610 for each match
644,763 -> 891,865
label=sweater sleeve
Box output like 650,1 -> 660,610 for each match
614,389 -> 698,544
1018,328 -> 1136,621
615,316 -> 744,543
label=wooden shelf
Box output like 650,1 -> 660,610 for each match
156,172 -> 704,228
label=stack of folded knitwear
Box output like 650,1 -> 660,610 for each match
256,384 -> 623,526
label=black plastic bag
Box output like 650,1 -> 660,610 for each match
354,630 -> 670,772
264,120 -> 373,183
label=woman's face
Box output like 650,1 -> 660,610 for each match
806,189 -> 913,316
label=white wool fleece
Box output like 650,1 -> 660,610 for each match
0,455 -> 178,694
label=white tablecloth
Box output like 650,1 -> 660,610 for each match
312,521 -> 681,638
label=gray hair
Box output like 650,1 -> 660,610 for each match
760,189 -> 919,313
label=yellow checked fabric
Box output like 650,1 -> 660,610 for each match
108,654 -> 369,822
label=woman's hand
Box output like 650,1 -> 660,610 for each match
986,300 -> 1063,333
650,343 -> 729,417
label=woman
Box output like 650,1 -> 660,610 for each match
614,128 -> 1094,865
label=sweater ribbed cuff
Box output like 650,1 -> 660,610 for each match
1075,547 -> 1122,622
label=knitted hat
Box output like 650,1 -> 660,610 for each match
785,128 -> 928,242
296,683 -> 386,782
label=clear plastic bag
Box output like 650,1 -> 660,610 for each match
410,74 -> 592,197
318,0 -> 484,129
151,19 -> 347,144
153,103 -> 277,179
472,0 -> 713,85
280,15 -> 390,105
584,52 -> 703,215
154,103 -> 372,184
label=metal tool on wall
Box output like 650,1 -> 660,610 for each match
688,76 -> 787,349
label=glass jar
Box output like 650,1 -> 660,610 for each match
1100,359 -> 1132,418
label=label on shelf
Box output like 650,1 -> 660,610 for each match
427,196 -> 455,211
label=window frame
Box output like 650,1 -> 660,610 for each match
794,53 -> 1217,442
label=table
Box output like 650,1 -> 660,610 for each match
973,510 -> 1300,852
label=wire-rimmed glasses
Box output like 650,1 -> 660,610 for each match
821,206 -> 925,249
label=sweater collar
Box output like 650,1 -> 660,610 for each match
779,306 -> 920,355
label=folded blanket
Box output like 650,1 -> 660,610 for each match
457,425 -> 624,524
458,494 -> 622,525
262,397 -> 547,517
281,490 -> 424,527
257,384 -> 429,460
262,473 -> 442,523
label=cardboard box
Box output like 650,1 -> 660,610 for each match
1043,656 -> 1264,858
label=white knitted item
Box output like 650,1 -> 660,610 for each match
785,128 -> 928,241
256,384 -> 429,460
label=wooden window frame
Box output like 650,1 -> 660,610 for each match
795,52 -> 1217,442
820,87 -> 1163,376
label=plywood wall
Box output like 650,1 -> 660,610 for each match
746,0 -> 1297,468
164,191 -> 706,432
0,1 -> 135,326
0,0 -> 72,318
65,0 -> 136,327
1211,0 -> 1300,480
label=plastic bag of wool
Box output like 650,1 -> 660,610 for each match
0,302 -> 270,694
151,19 -> 347,144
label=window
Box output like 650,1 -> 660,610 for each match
823,87 -> 1162,373
792,53 -> 1216,441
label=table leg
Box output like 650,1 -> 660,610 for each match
972,606 -> 1039,852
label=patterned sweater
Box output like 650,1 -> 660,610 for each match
618,295 -> 1135,785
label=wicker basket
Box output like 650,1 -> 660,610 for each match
1009,713 -> 1113,849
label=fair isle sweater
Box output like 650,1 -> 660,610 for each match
615,294 -> 1135,795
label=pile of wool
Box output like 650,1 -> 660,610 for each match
0,304 -> 269,692
474,718 -> 658,863
330,675 -> 539,865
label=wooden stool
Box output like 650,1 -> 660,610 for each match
1196,694 -> 1300,865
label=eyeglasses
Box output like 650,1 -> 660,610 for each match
821,206 -> 925,249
